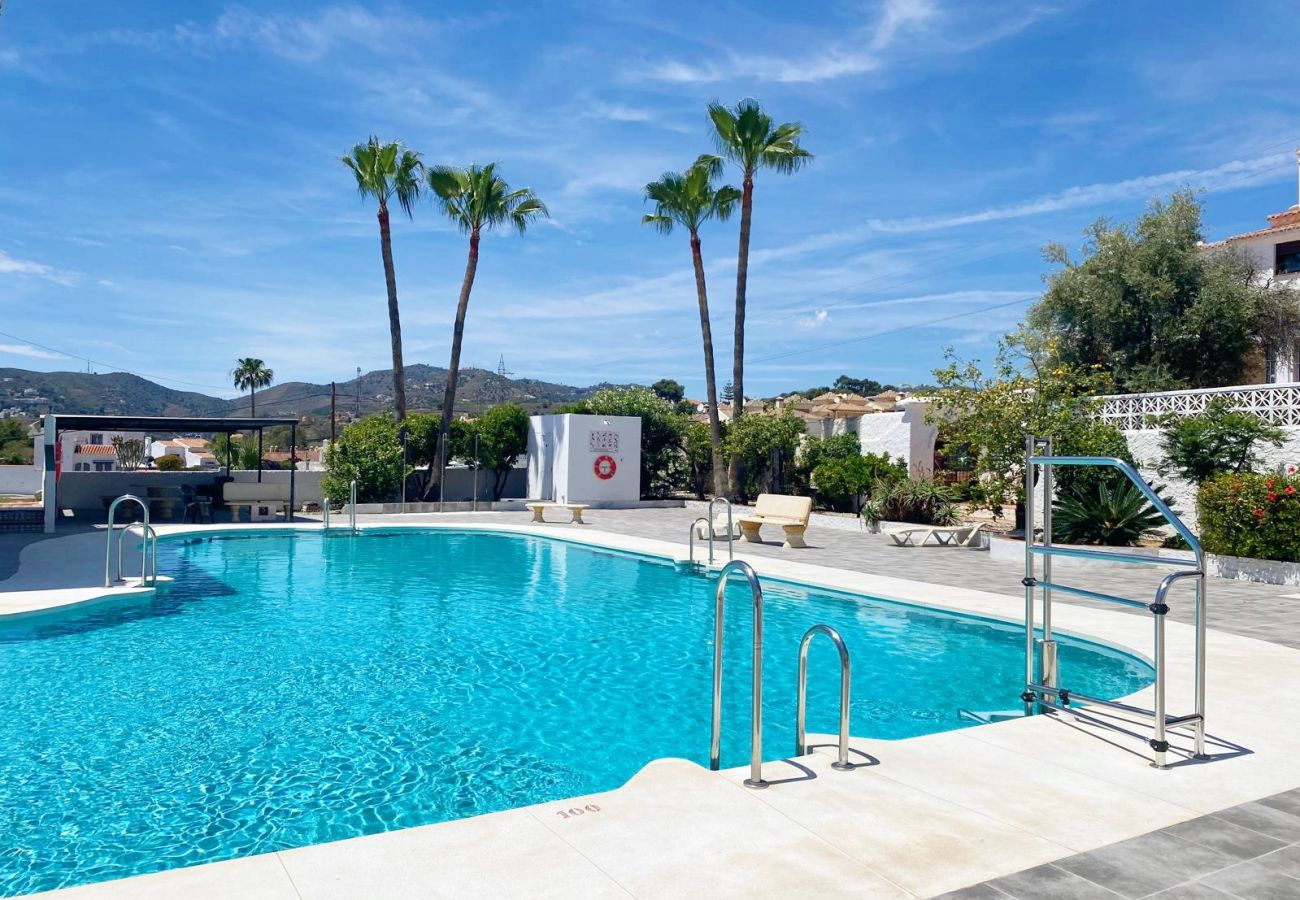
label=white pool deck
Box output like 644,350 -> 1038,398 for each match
6,516 -> 1300,899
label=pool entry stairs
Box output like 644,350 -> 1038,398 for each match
709,560 -> 856,787
1020,437 -> 1207,768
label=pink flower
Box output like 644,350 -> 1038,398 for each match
1268,492 -> 1279,502
1254,507 -> 1265,517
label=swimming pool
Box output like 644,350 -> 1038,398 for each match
0,529 -> 1152,896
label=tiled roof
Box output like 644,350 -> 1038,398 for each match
73,444 -> 117,456
1201,217 -> 1300,248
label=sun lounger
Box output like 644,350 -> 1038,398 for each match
737,494 -> 813,549
886,522 -> 984,547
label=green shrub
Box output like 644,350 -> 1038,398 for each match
1198,472 -> 1300,562
1051,480 -> 1166,546
1156,398 -> 1285,484
723,410 -> 804,501
811,452 -> 906,512
322,415 -> 403,504
873,478 -> 957,525
154,454 -> 184,472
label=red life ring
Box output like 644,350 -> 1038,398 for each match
593,455 -> 617,480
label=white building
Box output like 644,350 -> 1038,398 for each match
1201,150 -> 1300,382
149,437 -> 219,469
526,414 -> 641,504
35,429 -> 148,474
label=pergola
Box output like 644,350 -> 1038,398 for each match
40,414 -> 299,532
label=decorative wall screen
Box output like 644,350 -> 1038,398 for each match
1096,382 -> 1300,429
588,430 -> 620,453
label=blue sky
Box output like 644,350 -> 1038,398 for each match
1,0 -> 1298,401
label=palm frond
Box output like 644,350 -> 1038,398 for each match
642,213 -> 675,236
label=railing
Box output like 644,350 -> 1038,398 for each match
322,496 -> 330,530
688,517 -> 710,569
103,495 -> 153,588
707,496 -> 735,564
1096,381 -> 1300,429
795,624 -> 854,770
115,522 -> 158,587
1022,436 -> 1207,768
710,560 -> 767,788
349,479 -> 357,533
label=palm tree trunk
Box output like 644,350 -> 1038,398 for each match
249,387 -> 255,418
690,231 -> 726,497
729,173 -> 754,499
431,228 -> 480,495
377,204 -> 407,421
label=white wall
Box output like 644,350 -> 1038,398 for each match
1120,425 -> 1300,531
0,465 -> 40,495
857,400 -> 937,478
527,414 -> 641,503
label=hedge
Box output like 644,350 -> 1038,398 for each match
1198,471 -> 1300,562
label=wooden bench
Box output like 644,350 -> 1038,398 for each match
222,482 -> 292,522
526,502 -> 589,524
886,523 -> 984,547
738,494 -> 813,549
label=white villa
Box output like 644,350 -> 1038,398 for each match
149,437 -> 219,469
43,429 -> 146,473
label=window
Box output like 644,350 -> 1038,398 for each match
93,461 -> 112,472
89,433 -> 104,445
1276,240 -> 1300,276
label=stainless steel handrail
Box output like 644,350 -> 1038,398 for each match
115,522 -> 158,586
348,479 -> 357,533
103,495 -> 150,588
795,624 -> 854,770
689,517 -> 710,568
322,495 -> 330,530
710,560 -> 767,788
707,496 -> 734,564
1023,437 -> 1207,767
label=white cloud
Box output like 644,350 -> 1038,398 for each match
868,152 -> 1295,234
797,309 -> 831,329
195,5 -> 443,63
0,343 -> 67,360
0,251 -> 80,286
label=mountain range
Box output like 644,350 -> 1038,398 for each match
0,365 -> 621,420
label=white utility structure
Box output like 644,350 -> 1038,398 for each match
526,414 -> 640,505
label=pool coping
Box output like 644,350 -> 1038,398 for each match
10,518 -> 1300,899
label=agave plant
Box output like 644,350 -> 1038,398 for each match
1052,480 -> 1167,546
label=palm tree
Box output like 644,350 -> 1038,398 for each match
708,99 -> 812,494
425,163 -> 548,496
643,155 -> 740,497
231,358 -> 274,417
342,136 -> 423,421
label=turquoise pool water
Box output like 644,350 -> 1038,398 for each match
0,530 -> 1152,896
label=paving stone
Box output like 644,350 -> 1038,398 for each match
1253,845 -> 1300,879
989,863 -> 1123,899
1144,884 -> 1236,899
1053,831 -> 1234,898
1198,859 -> 1300,899
1163,816 -> 1290,861
932,884 -> 1014,899
1212,802 -> 1300,842
1259,789 -> 1300,819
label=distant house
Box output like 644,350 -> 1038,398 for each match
38,429 -> 147,473
149,436 -> 219,469
1201,154 -> 1300,383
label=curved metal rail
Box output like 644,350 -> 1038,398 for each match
711,560 -> 767,788
688,517 -> 710,568
349,479 -> 358,533
707,496 -> 735,564
114,522 -> 158,586
795,624 -> 854,770
103,495 -> 151,588
1023,438 -> 1207,767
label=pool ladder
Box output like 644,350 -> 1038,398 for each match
689,496 -> 734,569
325,480 -> 358,533
710,561 -> 855,787
103,494 -> 157,588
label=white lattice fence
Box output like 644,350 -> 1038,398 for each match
1096,382 -> 1300,429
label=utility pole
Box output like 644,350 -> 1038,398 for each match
330,382 -> 336,444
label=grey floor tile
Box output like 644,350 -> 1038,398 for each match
932,884 -> 1014,899
1259,790 -> 1300,820
1054,831 -> 1234,898
1254,845 -> 1300,879
1213,802 -> 1300,842
989,863 -> 1123,899
1145,884 -> 1236,899
1199,859 -> 1300,900
1164,817 -> 1290,861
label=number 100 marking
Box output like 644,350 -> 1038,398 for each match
555,803 -> 601,820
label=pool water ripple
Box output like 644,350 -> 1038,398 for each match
0,530 -> 1152,896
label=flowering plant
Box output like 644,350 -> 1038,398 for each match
1199,472 -> 1300,562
